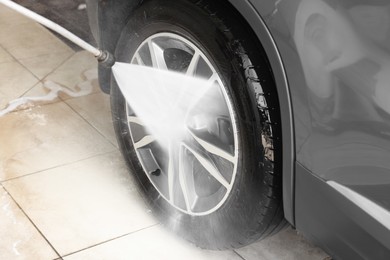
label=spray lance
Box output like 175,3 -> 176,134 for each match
0,0 -> 115,68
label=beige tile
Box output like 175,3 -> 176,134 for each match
0,102 -> 115,180
63,225 -> 241,260
235,227 -> 329,260
0,22 -> 72,59
19,51 -> 74,80
0,5 -> 32,27
66,92 -> 117,146
0,186 -> 58,260
0,61 -> 39,109
0,46 -> 14,63
46,51 -> 100,99
22,82 -> 48,98
17,65 -> 97,109
3,152 -> 157,256
21,82 -> 61,105
0,81 -> 67,118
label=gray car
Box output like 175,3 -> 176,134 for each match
86,0 -> 390,259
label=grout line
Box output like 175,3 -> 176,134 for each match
233,250 -> 246,260
63,99 -> 119,148
1,149 -> 119,184
2,185 -> 62,259
0,49 -> 76,116
0,18 -> 77,98
0,54 -> 97,117
18,80 -> 44,98
22,50 -> 76,95
25,50 -> 75,80
61,223 -> 160,258
1,48 -> 39,83
40,50 -> 78,83
0,46 -> 16,64
0,48 -> 40,98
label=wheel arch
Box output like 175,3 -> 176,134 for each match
227,0 -> 296,225
86,0 -> 142,93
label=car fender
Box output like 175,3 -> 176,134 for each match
228,0 -> 296,225
86,0 -> 141,93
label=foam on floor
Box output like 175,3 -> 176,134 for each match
0,69 -> 96,117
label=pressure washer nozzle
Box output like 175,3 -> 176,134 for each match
97,50 -> 115,68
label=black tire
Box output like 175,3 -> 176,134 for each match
111,0 -> 285,249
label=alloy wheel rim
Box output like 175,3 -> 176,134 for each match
125,32 -> 239,216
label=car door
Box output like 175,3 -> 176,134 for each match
251,0 -> 390,258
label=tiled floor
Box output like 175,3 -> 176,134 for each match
0,5 -> 329,260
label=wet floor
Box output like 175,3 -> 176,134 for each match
0,5 -> 330,260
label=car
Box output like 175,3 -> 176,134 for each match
86,0 -> 390,258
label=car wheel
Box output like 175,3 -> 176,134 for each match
111,0 -> 285,249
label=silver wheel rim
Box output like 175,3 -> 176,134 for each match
126,32 -> 239,216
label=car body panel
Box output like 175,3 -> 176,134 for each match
227,0 -> 296,226
261,0 -> 390,195
253,0 -> 390,257
296,163 -> 390,259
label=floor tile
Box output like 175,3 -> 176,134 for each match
0,186 -> 59,260
45,51 -> 100,99
9,63 -> 100,115
0,5 -> 32,27
0,102 -> 115,180
3,152 -> 157,256
63,225 -> 241,260
19,51 -> 74,80
0,60 -> 38,109
66,92 -> 117,146
235,227 -> 329,260
21,82 -> 61,106
0,21 -> 72,59
0,46 -> 14,63
0,76 -> 84,117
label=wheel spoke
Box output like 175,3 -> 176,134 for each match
183,143 -> 230,189
184,73 -> 219,118
148,40 -> 168,70
127,115 -> 145,126
179,146 -> 192,212
167,144 -> 175,203
147,39 -> 178,109
134,135 -> 155,149
186,51 -> 200,76
171,52 -> 201,109
187,127 -> 235,163
191,197 -> 199,211
128,114 -> 162,130
134,53 -> 145,66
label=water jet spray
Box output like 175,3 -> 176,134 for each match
0,0 -> 217,145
